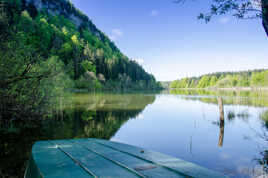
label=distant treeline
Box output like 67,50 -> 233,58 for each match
170,69 -> 268,89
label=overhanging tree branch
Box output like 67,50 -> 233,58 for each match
174,0 -> 268,36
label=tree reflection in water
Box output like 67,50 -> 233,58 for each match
171,89 -> 268,176
0,93 -> 156,178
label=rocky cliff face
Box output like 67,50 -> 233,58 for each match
24,0 -> 115,47
25,0 -> 80,25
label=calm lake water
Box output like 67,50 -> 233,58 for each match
1,90 -> 268,178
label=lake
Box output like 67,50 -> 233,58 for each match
1,90 -> 268,178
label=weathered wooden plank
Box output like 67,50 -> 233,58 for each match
92,139 -> 228,178
71,139 -> 186,178
25,138 -> 228,178
49,140 -> 142,178
26,141 -> 94,178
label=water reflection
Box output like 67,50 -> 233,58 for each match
45,93 -> 156,140
167,89 -> 268,177
261,110 -> 268,129
0,93 -> 156,178
218,119 -> 225,147
170,89 -> 268,108
1,91 -> 268,178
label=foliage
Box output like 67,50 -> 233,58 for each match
81,60 -> 96,73
0,0 -> 162,123
174,0 -> 268,36
175,0 -> 262,20
2,0 -> 161,91
170,69 -> 268,89
0,26 -> 72,122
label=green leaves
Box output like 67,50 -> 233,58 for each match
81,60 -> 96,73
170,69 -> 268,89
2,0 -> 161,94
204,0 -> 262,20
251,70 -> 268,86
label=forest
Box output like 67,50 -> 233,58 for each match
0,0 -> 162,123
170,69 -> 268,89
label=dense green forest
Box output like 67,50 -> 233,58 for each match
0,0 -> 161,123
170,69 -> 268,89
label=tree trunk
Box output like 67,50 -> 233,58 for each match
218,97 -> 224,122
262,0 -> 268,36
218,97 -> 225,147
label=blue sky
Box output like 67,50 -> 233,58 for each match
71,0 -> 268,81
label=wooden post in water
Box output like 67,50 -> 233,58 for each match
218,97 -> 225,147
218,97 -> 224,122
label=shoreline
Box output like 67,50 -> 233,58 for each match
169,87 -> 268,91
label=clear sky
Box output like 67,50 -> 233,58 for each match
71,0 -> 268,81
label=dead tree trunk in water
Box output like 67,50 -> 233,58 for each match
218,97 -> 225,147
218,97 -> 224,122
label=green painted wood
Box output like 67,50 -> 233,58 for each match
25,138 -> 228,178
25,141 -> 93,178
